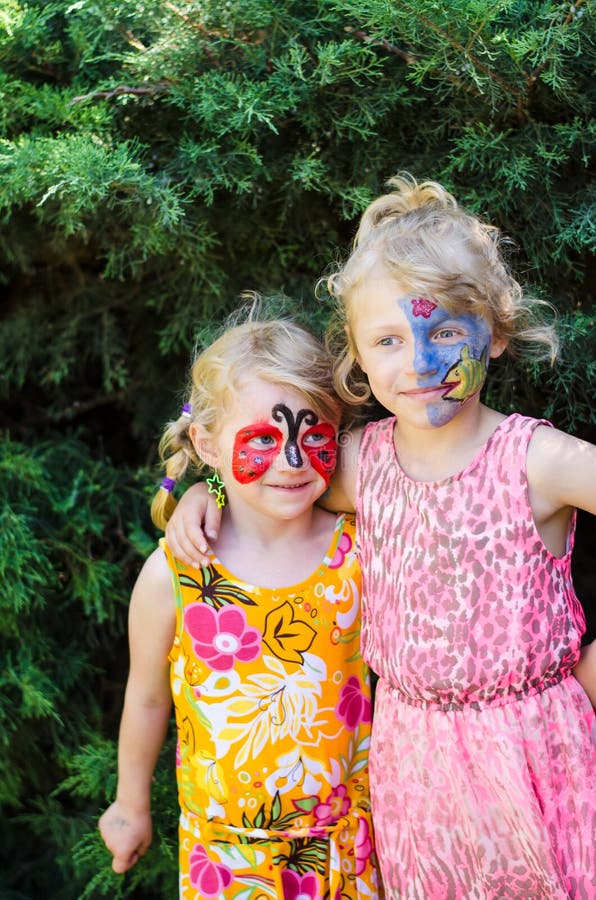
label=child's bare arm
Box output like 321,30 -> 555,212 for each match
317,425 -> 362,514
165,482 -> 218,568
574,642 -> 596,708
99,550 -> 175,873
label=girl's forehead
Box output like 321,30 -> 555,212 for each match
348,278 -> 488,330
228,379 -> 333,424
234,378 -> 306,408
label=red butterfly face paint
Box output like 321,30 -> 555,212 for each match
301,423 -> 338,484
231,408 -> 338,486
232,423 -> 283,484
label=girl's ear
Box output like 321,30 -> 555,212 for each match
189,422 -> 219,469
489,335 -> 508,359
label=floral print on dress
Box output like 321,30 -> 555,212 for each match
185,603 -> 261,671
281,869 -> 322,900
189,844 -> 233,897
163,515 -> 383,899
336,675 -> 372,731
262,601 -> 316,664
328,529 -> 353,569
313,784 -> 350,825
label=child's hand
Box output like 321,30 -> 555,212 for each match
574,641 -> 596,708
165,481 -> 222,568
98,800 -> 153,874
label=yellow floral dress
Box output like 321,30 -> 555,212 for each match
162,514 -> 383,900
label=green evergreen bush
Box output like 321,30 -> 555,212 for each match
1,1 -> 593,896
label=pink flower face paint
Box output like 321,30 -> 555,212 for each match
231,406 -> 338,485
403,297 -> 492,426
411,297 -> 437,319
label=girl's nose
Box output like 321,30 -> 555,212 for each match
275,440 -> 307,471
411,339 -> 439,377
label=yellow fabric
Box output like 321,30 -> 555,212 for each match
162,514 -> 383,899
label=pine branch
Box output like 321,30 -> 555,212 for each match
162,0 -> 224,66
69,84 -> 170,106
526,0 -> 586,89
391,4 -> 527,117
562,0 -> 586,26
344,26 -> 417,64
118,26 -> 148,52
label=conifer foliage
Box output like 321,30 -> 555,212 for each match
1,1 -> 593,896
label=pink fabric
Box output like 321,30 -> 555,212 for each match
356,413 -> 596,898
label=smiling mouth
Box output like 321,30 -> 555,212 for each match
269,482 -> 311,490
403,384 -> 455,398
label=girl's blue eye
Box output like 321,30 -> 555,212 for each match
378,337 -> 397,346
250,434 -> 276,448
303,432 -> 327,445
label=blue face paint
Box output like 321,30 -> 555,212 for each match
401,298 -> 491,426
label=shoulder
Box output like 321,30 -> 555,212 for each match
130,546 -> 175,622
358,415 -> 395,453
527,424 -> 596,515
528,423 -> 585,473
127,548 -> 176,682
135,545 -> 173,588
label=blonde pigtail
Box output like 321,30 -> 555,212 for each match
151,409 -> 201,530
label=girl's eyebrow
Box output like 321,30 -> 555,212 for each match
236,420 -> 280,433
362,322 -> 407,332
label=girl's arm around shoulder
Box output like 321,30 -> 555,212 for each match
99,548 -> 175,874
527,425 -> 596,517
165,482 -> 221,569
317,425 -> 363,514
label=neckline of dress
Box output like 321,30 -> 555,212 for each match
207,512 -> 348,591
386,413 -> 520,487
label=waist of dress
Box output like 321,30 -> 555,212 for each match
383,668 -> 571,712
180,803 -> 371,844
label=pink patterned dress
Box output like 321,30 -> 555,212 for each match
356,414 -> 595,899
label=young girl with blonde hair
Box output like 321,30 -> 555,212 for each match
99,312 -> 383,899
167,177 -> 596,898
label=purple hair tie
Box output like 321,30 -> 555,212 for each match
181,403 -> 192,418
161,476 -> 176,493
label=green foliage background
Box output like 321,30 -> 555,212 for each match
1,1 -> 594,896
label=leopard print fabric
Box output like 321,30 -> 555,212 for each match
356,414 -> 595,898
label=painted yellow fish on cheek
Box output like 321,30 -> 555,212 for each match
441,344 -> 488,401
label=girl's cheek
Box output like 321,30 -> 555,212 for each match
303,444 -> 338,484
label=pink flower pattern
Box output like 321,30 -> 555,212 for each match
354,815 -> 373,876
328,531 -> 352,569
336,675 -> 372,730
185,603 -> 261,671
282,869 -> 322,900
313,784 -> 350,825
189,844 -> 233,896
